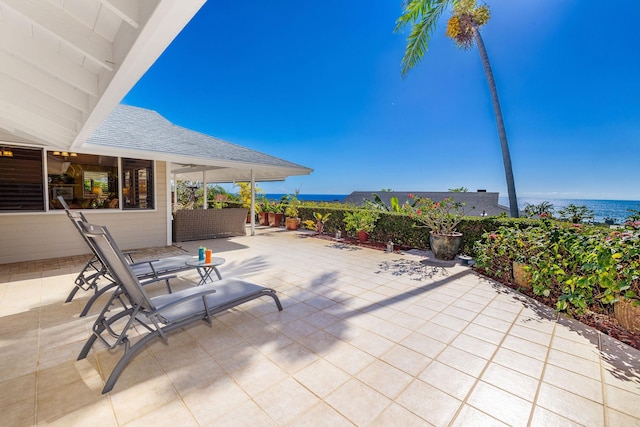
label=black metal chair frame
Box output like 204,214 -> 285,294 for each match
77,221 -> 283,393
57,196 -> 200,316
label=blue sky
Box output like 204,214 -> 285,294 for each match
123,0 -> 640,203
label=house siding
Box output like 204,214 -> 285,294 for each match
0,162 -> 169,264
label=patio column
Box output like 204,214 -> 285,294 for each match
168,165 -> 176,246
202,171 -> 207,209
250,169 -> 256,236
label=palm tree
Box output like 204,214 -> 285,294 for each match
396,0 -> 519,217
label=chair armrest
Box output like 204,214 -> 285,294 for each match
148,284 -> 218,315
130,260 -> 161,277
140,275 -> 177,286
123,250 -> 136,262
130,259 -> 160,267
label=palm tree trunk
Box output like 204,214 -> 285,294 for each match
473,27 -> 519,218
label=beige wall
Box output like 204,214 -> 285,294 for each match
0,162 -> 169,264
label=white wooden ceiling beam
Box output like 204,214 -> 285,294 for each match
98,0 -> 139,29
0,75 -> 81,131
0,50 -> 90,112
0,21 -> 98,97
1,0 -> 114,71
0,104 -> 74,148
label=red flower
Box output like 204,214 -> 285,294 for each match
489,233 -> 497,240
408,193 -> 414,199
416,209 -> 422,215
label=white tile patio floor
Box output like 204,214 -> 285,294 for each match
1,226 -> 639,426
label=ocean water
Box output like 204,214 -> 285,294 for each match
266,193 -> 640,225
499,197 -> 640,224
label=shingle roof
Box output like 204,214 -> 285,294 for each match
83,104 -> 312,182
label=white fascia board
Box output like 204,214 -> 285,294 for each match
72,0 -> 206,149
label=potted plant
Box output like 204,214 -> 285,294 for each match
343,210 -> 379,242
313,212 -> 331,234
403,195 -> 465,260
235,182 -> 264,223
284,205 -> 300,230
284,193 -> 301,230
265,201 -> 284,227
257,201 -> 269,225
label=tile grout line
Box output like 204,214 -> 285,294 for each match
597,331 -> 610,427
526,312 -> 560,426
34,286 -> 41,426
446,284 -> 526,426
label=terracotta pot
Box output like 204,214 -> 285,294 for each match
429,232 -> 462,260
258,212 -> 269,226
285,217 -> 300,230
268,212 -> 283,227
317,221 -> 324,234
358,230 -> 369,242
614,298 -> 640,333
512,261 -> 531,288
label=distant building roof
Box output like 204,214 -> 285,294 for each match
83,104 -> 313,182
343,191 -> 511,217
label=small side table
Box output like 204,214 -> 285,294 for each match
185,257 -> 225,286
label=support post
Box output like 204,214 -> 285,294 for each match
250,170 -> 256,236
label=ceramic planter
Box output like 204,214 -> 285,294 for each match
258,212 -> 269,226
268,212 -> 283,227
614,298 -> 640,333
429,231 -> 462,260
285,217 -> 300,230
358,230 -> 369,242
512,261 -> 532,288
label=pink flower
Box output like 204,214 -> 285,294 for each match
489,234 -> 497,240
416,209 -> 422,215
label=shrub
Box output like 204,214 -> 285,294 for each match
474,218 -> 640,316
343,209 -> 379,234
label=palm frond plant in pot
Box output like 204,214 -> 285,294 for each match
403,195 -> 466,260
343,209 -> 380,242
284,193 -> 301,230
313,212 -> 331,234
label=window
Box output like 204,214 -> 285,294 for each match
48,152 -> 118,209
122,158 -> 154,209
0,146 -> 44,211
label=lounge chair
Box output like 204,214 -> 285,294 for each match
77,221 -> 282,393
57,196 -> 201,316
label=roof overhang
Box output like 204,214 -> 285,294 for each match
0,0 -> 206,151
85,142 -> 313,183
83,104 -> 313,183
169,163 -> 311,183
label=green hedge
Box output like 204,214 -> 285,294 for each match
298,206 -> 538,256
473,218 -> 640,316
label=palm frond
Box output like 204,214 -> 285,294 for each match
398,0 -> 451,77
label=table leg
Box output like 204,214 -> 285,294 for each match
196,266 -> 221,285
